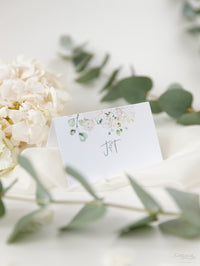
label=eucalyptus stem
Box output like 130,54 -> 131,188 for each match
3,194 -> 181,217
146,92 -> 158,100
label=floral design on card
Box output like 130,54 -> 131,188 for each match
48,102 -> 162,186
67,106 -> 135,142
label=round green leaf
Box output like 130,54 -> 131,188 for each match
70,129 -> 76,135
118,76 -> 152,104
159,88 -> 193,118
177,112 -> 200,125
68,118 -> 75,127
101,76 -> 152,103
79,132 -> 88,142
79,119 -> 84,126
167,83 -> 184,90
149,100 -> 162,114
60,35 -> 73,50
183,2 -> 197,20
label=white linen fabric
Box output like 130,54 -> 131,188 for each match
3,113 -> 200,197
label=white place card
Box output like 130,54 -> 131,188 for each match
47,102 -> 162,185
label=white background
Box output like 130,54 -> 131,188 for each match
1,0 -> 200,113
1,0 -> 200,265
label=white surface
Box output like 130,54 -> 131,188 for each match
1,0 -> 200,266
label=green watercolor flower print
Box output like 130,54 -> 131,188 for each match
67,106 -> 135,142
67,114 -> 88,142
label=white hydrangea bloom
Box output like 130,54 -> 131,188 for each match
0,56 -> 70,173
0,129 -> 16,173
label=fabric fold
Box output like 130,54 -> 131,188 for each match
2,118 -> 200,197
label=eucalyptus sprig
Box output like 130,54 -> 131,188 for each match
181,0 -> 200,35
1,155 -> 200,244
59,35 -> 200,125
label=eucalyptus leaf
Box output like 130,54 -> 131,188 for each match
75,53 -> 93,72
65,166 -> 100,200
73,51 -> 90,67
119,76 -> 152,104
177,111 -> 200,125
102,76 -> 152,104
119,214 -> 157,235
0,180 -> 5,217
70,129 -> 76,135
101,68 -> 121,92
7,208 -> 44,244
0,199 -> 5,218
167,83 -> 183,90
3,178 -> 18,195
76,67 -> 101,83
76,54 -> 109,83
73,43 -> 88,55
166,188 -> 200,227
101,86 -> 122,102
100,54 -> 110,69
60,35 -> 73,50
159,88 -> 193,118
0,179 -> 3,194
127,175 -> 162,213
68,118 -> 75,127
79,132 -> 88,141
149,100 -> 162,114
79,119 -> 84,126
18,155 -> 52,206
159,218 -> 200,238
188,26 -> 200,34
183,2 -> 197,20
60,203 -> 106,231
